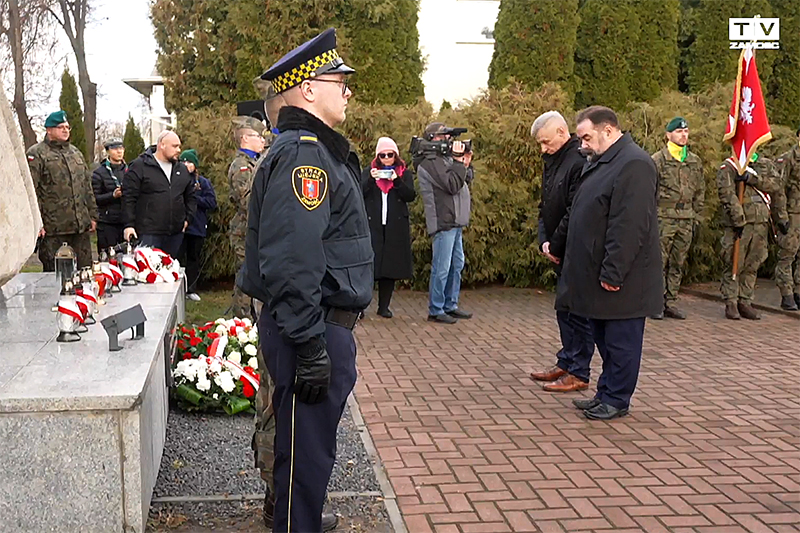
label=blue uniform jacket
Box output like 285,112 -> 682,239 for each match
238,106 -> 373,345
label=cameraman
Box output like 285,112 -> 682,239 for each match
414,122 -> 474,324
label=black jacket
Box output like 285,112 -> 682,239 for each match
122,147 -> 196,235
92,159 -> 126,225
361,164 -> 416,280
538,135 -> 587,259
555,134 -> 663,320
238,106 -> 373,345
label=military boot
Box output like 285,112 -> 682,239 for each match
263,491 -> 339,531
781,294 -> 799,311
737,302 -> 761,320
725,301 -> 740,320
664,305 -> 687,319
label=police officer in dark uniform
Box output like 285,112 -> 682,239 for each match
238,28 -> 372,533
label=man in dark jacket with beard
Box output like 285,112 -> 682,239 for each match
122,130 -> 196,258
92,137 -> 127,253
557,106 -> 662,420
528,111 -> 594,394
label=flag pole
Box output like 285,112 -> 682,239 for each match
731,181 -> 745,281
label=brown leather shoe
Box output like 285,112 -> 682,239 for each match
542,373 -> 589,392
725,301 -> 740,320
738,301 -> 761,320
530,365 -> 566,382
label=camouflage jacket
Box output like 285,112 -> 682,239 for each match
717,156 -> 783,227
228,149 -> 261,238
27,138 -> 98,235
776,143 -> 800,215
651,146 -> 704,220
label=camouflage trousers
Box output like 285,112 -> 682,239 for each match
251,294 -> 276,492
230,236 -> 251,319
39,232 -> 93,272
775,213 -> 800,296
720,223 -> 769,302
659,217 -> 693,303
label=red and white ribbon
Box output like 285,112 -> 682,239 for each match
207,336 -> 260,390
58,300 -> 84,323
109,264 -> 123,284
77,289 -> 97,305
122,257 -> 140,272
74,294 -> 90,318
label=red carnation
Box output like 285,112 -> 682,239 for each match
190,336 -> 202,347
177,339 -> 186,349
136,260 -> 147,271
162,256 -> 173,266
241,378 -> 255,399
146,272 -> 157,283
207,332 -> 220,340
182,352 -> 192,360
198,323 -> 213,332
234,319 -> 244,327
172,272 -> 179,281
229,325 -> 237,336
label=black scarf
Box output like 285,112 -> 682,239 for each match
276,106 -> 351,163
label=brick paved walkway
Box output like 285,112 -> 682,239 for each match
354,288 -> 800,533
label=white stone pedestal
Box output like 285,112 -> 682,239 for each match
0,273 -> 184,533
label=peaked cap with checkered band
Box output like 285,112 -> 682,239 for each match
260,28 -> 354,94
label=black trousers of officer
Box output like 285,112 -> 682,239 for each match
588,317 -> 646,409
555,311 -> 594,383
96,222 -> 124,253
259,311 -> 357,533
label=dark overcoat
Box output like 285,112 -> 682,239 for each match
361,165 -> 416,280
555,133 -> 663,320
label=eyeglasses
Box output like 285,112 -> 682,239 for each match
378,152 -> 395,159
313,77 -> 350,96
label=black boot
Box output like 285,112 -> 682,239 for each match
377,279 -> 395,319
781,294 -> 799,311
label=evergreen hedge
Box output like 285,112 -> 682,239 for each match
488,0 -> 579,96
122,115 -> 145,162
176,82 -> 795,288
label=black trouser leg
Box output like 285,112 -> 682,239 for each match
378,279 -> 395,312
182,235 -> 203,293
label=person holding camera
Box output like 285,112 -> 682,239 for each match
415,122 -> 474,324
361,137 -> 417,318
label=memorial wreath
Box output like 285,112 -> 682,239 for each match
171,317 -> 260,415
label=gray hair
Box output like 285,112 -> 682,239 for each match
530,111 -> 567,137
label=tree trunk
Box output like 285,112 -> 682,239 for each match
7,0 -> 37,149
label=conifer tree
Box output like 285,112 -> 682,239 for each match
629,0 -> 680,102
339,0 -> 424,104
488,0 -> 579,97
122,115 -> 145,162
573,0 -> 640,110
767,0 -> 800,126
59,67 -> 88,161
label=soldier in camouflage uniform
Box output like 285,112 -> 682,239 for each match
228,116 -> 267,319
27,110 -> 98,270
651,117 -> 704,319
242,81 -> 285,525
717,153 -> 784,320
774,125 -> 800,311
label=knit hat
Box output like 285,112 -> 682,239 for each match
179,149 -> 199,168
44,110 -> 68,128
666,117 -> 688,132
375,137 -> 400,157
424,122 -> 445,139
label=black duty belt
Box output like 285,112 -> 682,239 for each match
324,307 -> 361,330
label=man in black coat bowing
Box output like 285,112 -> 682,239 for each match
556,106 -> 663,420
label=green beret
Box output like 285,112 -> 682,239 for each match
666,117 -> 688,132
44,110 -> 68,128
179,149 -> 199,168
232,116 -> 266,135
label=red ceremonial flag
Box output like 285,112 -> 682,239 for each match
722,44 -> 772,175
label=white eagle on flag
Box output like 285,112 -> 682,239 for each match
739,86 -> 755,125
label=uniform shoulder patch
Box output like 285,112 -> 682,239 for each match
27,155 -> 35,161
240,166 -> 249,172
292,165 -> 328,210
300,135 -> 318,142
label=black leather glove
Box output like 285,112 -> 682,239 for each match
733,225 -> 744,240
294,337 -> 330,404
777,220 -> 790,235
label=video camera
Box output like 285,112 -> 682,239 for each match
410,127 -> 473,157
